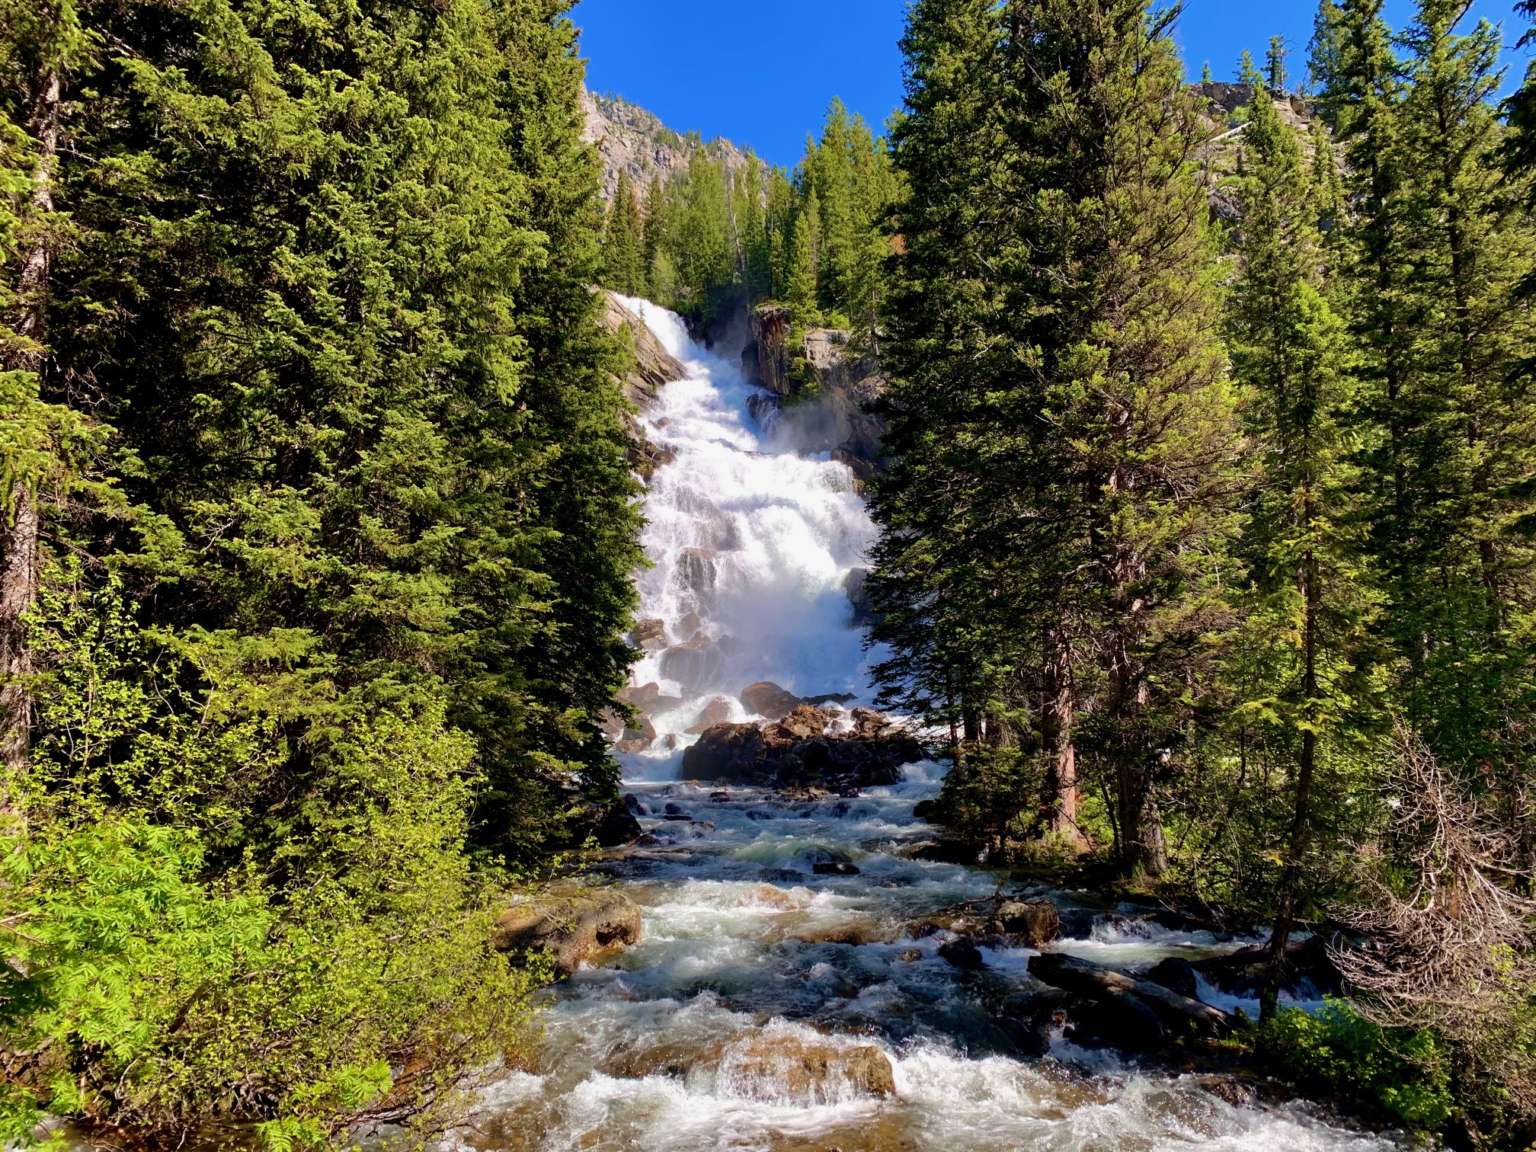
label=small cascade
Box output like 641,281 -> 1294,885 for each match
614,296 -> 878,770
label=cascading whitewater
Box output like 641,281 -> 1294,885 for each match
614,295 -> 878,766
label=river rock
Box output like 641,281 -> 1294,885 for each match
1028,952 -> 1232,1043
659,637 -> 723,692
594,800 -> 643,848
813,860 -> 860,877
993,899 -> 1061,947
767,704 -> 832,742
1147,956 -> 1200,999
1194,933 -> 1342,998
615,715 -> 656,754
682,705 -> 925,789
1002,988 -> 1070,1057
843,567 -> 877,626
740,680 -> 805,720
673,546 -> 718,610
494,886 -> 641,976
939,937 -> 985,970
713,1031 -> 896,1104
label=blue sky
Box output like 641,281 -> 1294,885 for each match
572,0 -> 1530,169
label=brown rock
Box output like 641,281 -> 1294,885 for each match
686,696 -> 736,734
740,680 -> 805,720
494,885 -> 641,976
993,899 -> 1061,948
615,714 -> 656,754
715,1031 -> 896,1104
629,618 -> 667,651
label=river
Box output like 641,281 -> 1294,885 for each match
448,299 -> 1401,1152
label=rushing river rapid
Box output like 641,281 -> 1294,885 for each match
450,301 -> 1401,1152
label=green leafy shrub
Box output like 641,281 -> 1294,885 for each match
1260,1001 -> 1454,1132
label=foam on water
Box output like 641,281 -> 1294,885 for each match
453,299 -> 1405,1152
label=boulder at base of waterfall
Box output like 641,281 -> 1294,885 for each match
594,800 -> 643,848
740,681 -> 804,720
714,1032 -> 896,1104
614,715 -> 656,754
681,705 -> 924,790
659,637 -> 722,693
686,697 -> 736,734
1028,952 -> 1233,1046
493,885 -> 641,976
812,860 -> 860,877
992,899 -> 1061,948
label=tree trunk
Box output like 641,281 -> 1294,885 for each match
1,62 -> 60,797
1261,542 -> 1320,1023
1041,636 -> 1083,846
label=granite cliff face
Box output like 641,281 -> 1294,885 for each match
581,88 -> 749,202
744,305 -> 886,484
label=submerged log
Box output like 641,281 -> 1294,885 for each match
1028,952 -> 1233,1041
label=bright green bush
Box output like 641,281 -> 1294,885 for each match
1259,1001 -> 1454,1132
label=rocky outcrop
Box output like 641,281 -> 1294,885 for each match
595,290 -> 686,480
582,89 -> 750,204
680,705 -> 924,789
494,885 -> 642,976
1192,933 -> 1342,1000
740,681 -> 804,720
746,304 -> 886,481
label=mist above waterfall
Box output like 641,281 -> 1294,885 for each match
616,296 -> 882,770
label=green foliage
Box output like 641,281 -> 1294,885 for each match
1260,1003 -> 1454,1131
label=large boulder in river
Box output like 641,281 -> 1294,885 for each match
713,1031 -> 896,1104
680,706 -> 925,789
494,885 -> 641,976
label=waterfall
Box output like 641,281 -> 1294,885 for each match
615,295 -> 880,771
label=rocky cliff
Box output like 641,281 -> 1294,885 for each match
582,89 -> 750,202
744,305 -> 886,484
595,290 -> 685,477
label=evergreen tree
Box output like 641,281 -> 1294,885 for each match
1227,84 -> 1376,1020
1391,0 -> 1536,777
1268,36 -> 1290,93
602,168 -> 647,296
787,183 -> 822,324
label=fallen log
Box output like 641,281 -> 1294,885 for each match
1028,952 -> 1233,1040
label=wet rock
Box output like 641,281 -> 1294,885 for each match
813,860 -> 861,877
828,800 -> 852,818
494,886 -> 641,976
594,801 -> 643,848
939,937 -> 985,970
910,839 -> 988,866
713,1031 -> 896,1104
686,696 -> 737,734
663,802 -> 686,815
629,618 -> 667,651
992,899 -> 1061,948
1202,1075 -> 1261,1108
1002,987 -> 1070,1057
1147,956 -> 1200,1000
843,567 -> 878,627
1029,952 -> 1232,1041
792,922 -> 889,946
673,547 -> 718,610
659,637 -> 723,693
1194,933 -> 1342,999
615,714 -> 656,754
746,809 -> 776,822
708,790 -> 732,802
619,681 -> 683,715
622,793 -> 649,816
1066,989 -> 1169,1053
766,704 -> 832,743
897,948 -> 923,963
759,867 -> 806,883
912,798 -> 938,821
683,706 -> 924,790
740,680 -> 804,720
